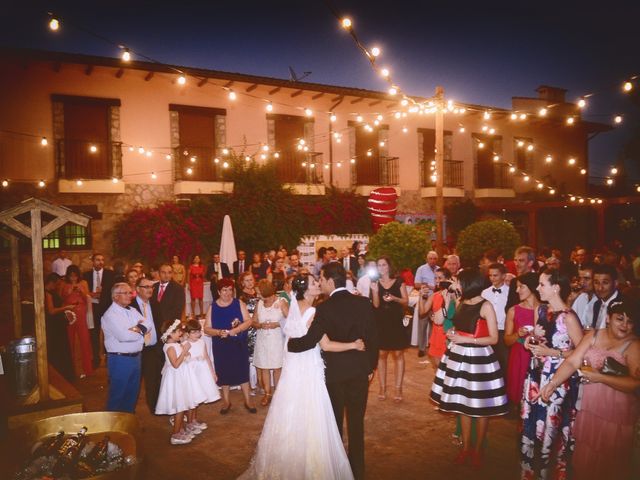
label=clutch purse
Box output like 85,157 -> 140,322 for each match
600,356 -> 629,376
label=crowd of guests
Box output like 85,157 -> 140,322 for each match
416,244 -> 640,478
44,241 -> 640,476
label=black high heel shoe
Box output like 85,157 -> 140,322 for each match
244,402 -> 257,414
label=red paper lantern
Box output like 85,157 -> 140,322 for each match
367,187 -> 398,231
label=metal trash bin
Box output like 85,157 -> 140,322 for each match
6,336 -> 38,396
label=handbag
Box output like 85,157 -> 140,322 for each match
600,356 -> 629,376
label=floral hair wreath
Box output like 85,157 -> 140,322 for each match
161,319 -> 182,343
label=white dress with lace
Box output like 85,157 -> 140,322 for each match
238,299 -> 354,480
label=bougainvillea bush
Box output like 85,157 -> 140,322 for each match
114,158 -> 373,263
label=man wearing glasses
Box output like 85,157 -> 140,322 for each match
130,278 -> 159,412
101,282 -> 153,412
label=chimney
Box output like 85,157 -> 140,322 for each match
535,85 -> 567,103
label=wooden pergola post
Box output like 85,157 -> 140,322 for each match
0,198 -> 90,402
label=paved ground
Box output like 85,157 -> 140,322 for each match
4,347 -> 523,479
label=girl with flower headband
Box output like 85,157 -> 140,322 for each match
155,319 -> 197,445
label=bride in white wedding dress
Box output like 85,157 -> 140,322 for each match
238,274 -> 364,480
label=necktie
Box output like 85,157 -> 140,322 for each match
239,261 -> 244,272
142,302 -> 151,345
592,299 -> 602,328
344,258 -> 348,269
142,302 -> 147,318
492,288 -> 502,294
158,283 -> 166,301
95,270 -> 101,291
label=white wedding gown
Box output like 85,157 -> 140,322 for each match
238,298 -> 354,480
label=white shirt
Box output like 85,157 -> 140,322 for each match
102,303 -> 152,354
572,292 -> 597,329
481,283 -> 508,330
356,276 -> 372,298
414,263 -> 437,290
52,257 -> 72,276
330,287 -> 349,297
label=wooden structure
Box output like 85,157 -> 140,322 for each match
0,198 -> 90,401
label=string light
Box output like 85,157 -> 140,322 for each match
519,113 -> 527,121
223,162 -> 229,168
527,144 -> 534,152
41,137 -> 48,146
38,180 -> 46,188
623,81 -> 633,92
577,98 -> 586,108
151,172 -> 157,179
76,180 -> 83,186
305,108 -> 313,117
523,175 -> 530,182
606,178 -> 614,185
538,108 -> 548,117
545,155 -> 553,163
89,145 -> 98,153
330,114 -> 337,122
185,168 -> 192,175
138,147 -> 145,154
228,90 -> 237,101
510,113 -> 518,120
402,127 -> 408,133
380,68 -> 390,78
580,168 -> 587,175
388,87 -> 397,95
48,17 -> 59,31
165,154 -> 172,160
611,167 -> 618,175
145,151 -> 152,157
112,177 -> 119,183
459,127 -> 465,133
566,117 -> 575,125
121,48 -> 131,62
177,75 -> 186,85
568,157 -> 576,165
614,115 -> 623,124
2,179 -> 9,188
341,18 -> 352,29
266,102 -> 273,112
549,189 -> 555,195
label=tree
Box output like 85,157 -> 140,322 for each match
456,220 -> 521,267
367,221 -> 430,272
445,199 -> 478,239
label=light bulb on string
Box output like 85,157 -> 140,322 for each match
508,166 -> 516,173
41,137 -> 48,146
483,111 -> 491,120
493,155 -> 500,162
510,113 -> 518,120
341,18 -> 352,29
121,48 -> 131,62
151,172 -> 157,179
539,108 -> 548,116
2,179 -> 9,188
89,145 -> 98,153
112,177 -> 119,184
388,87 -> 397,95
527,144 -> 534,152
48,17 -> 59,31
76,180 -> 83,186
611,167 -> 618,175
350,158 -> 356,164
597,199 -> 603,204
145,151 -> 152,157
330,114 -> 337,122
228,90 -> 237,101
371,46 -> 381,57
177,75 -> 186,85
614,115 -> 623,124
606,178 -> 614,185
38,180 -> 46,188
129,146 -> 135,152
165,154 -> 172,160
577,98 -> 586,108
545,155 -> 553,163
519,113 -> 527,120
568,157 -> 576,165
223,162 -> 229,168
580,168 -> 587,175
517,140 -> 524,148
537,183 -> 544,189
549,189 -> 555,195
266,102 -> 273,112
459,126 -> 465,133
138,147 -> 145,154
305,108 -> 313,117
274,152 -> 280,159
380,68 -> 390,78
566,116 -> 575,125
523,175 -> 530,182
623,81 -> 633,92
402,127 -> 408,133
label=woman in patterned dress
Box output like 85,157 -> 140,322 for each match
520,270 -> 583,479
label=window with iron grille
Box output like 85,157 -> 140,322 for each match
51,94 -> 122,180
42,224 -> 90,250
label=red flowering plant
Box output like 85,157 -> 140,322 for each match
114,203 -> 205,264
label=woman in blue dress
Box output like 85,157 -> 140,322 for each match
204,277 -> 257,414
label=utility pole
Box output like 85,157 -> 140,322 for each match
435,86 -> 445,255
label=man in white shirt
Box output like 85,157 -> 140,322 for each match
414,251 -> 439,357
102,282 -> 153,413
570,264 -> 597,329
591,264 -> 621,330
414,251 -> 439,292
51,250 -> 72,276
481,263 -> 509,373
356,260 -> 378,298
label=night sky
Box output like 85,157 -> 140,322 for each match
2,1 -> 639,183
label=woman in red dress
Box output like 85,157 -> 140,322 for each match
188,255 -> 205,319
60,264 -> 93,378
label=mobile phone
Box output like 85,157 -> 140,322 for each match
367,267 -> 379,281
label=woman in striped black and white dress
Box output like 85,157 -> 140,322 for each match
430,268 -> 508,468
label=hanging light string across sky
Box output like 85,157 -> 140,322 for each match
5,11 -> 634,199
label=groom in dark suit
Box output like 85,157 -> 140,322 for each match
288,263 -> 378,480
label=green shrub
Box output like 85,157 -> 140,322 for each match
456,220 -> 521,267
367,222 -> 430,272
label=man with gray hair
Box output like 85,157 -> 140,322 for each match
102,282 -> 153,412
414,251 -> 439,357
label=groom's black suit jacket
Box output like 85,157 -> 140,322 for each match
288,289 -> 378,383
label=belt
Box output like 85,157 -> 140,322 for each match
107,351 -> 141,357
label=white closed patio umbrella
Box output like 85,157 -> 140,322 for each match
220,214 -> 238,273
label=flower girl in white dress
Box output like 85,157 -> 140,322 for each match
183,320 -> 221,434
155,320 -> 196,445
239,274 -> 365,479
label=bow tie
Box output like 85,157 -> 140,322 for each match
492,288 -> 502,294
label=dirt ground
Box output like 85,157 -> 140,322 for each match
3,347 -> 522,480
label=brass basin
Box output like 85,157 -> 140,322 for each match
13,411 -> 143,479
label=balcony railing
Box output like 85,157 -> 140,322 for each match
476,162 -> 513,189
274,151 -> 323,184
174,145 -> 224,182
352,156 -> 399,186
420,159 -> 464,188
56,139 -> 121,179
